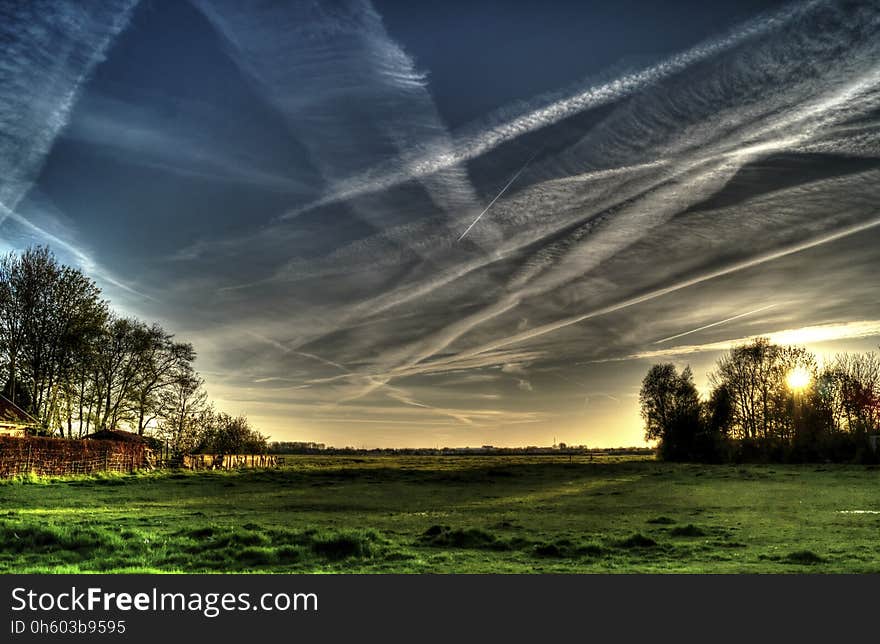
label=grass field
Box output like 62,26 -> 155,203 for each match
2,455 -> 879,573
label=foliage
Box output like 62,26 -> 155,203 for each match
641,338 -> 880,463
194,411 -> 268,454
639,364 -> 722,461
710,338 -> 818,441
0,245 -> 266,455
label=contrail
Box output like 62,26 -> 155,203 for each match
0,0 -> 141,222
0,200 -> 155,301
275,0 -> 814,221
458,150 -> 539,241
654,303 -> 778,344
422,214 -> 880,368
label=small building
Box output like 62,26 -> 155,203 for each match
0,394 -> 37,438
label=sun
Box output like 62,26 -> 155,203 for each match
786,366 -> 811,392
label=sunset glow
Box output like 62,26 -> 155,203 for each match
786,367 -> 812,392
1,0 -> 880,448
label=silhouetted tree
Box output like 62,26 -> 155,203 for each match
703,384 -> 733,437
710,338 -> 817,441
819,352 -> 880,436
639,364 -> 702,460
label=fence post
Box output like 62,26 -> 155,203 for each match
26,443 -> 32,475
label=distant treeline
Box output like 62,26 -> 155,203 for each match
267,444 -> 653,457
0,246 -> 267,456
640,338 -> 880,463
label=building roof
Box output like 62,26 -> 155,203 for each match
82,429 -> 163,451
83,429 -> 149,443
0,394 -> 37,427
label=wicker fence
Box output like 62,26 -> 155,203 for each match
0,436 -> 146,478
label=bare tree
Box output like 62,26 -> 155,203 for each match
131,326 -> 195,435
0,252 -> 24,407
710,338 -> 816,440
819,352 -> 880,436
155,363 -> 208,457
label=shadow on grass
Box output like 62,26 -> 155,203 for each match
418,525 -> 610,560
0,519 -> 393,572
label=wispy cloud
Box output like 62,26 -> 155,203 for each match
63,93 -> 311,193
457,149 -> 538,241
268,0 -> 818,218
615,320 -> 880,362
0,199 -> 154,302
192,0 -> 487,244
18,0 -> 880,444
0,0 -> 140,219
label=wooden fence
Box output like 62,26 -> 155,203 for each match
0,436 -> 146,478
180,453 -> 277,470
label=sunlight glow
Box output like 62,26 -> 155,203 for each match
786,367 -> 811,392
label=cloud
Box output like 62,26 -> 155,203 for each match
21,0 -> 880,443
0,198 -> 154,303
192,0 -> 490,245
145,1 -> 880,439
63,93 -> 312,193
654,304 -> 778,344
271,0 -> 816,218
0,0 -> 140,218
612,320 -> 880,362
240,0 -> 880,375
501,363 -> 528,375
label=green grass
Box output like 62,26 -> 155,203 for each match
1,455 -> 879,572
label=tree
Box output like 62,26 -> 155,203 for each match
639,364 -> 703,460
195,412 -> 268,454
0,252 -> 25,407
130,325 -> 195,435
703,383 -> 733,437
819,352 -> 880,436
154,363 -> 208,457
1,244 -> 268,453
91,317 -> 148,430
709,338 -> 817,441
0,246 -> 107,429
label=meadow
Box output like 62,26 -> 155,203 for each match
1,455 -> 879,573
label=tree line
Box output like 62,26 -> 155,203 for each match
0,246 -> 267,455
640,337 -> 880,462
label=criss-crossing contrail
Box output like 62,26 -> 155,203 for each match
654,303 -> 778,344
457,150 -> 539,241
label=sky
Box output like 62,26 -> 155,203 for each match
2,0 -> 880,448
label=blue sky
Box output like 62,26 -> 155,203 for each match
2,0 -> 880,447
